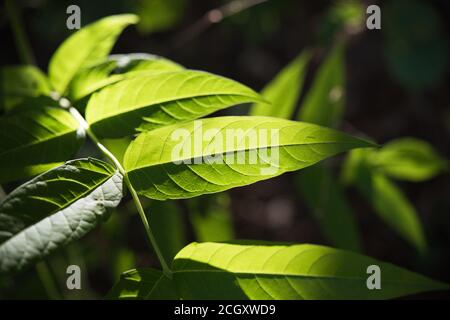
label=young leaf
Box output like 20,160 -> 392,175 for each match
371,137 -> 448,182
48,14 -> 139,94
107,268 -> 163,299
343,149 -> 427,252
68,53 -> 183,101
0,158 -> 123,274
296,165 -> 361,251
298,42 -> 345,127
86,70 -> 267,138
123,116 -> 375,200
250,50 -> 311,119
170,242 -> 448,299
0,65 -> 51,111
0,106 -> 84,183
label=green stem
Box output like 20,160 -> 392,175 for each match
5,0 -> 35,65
68,106 -> 171,276
36,261 -> 62,300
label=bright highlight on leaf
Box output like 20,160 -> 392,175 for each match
0,158 -> 123,274
86,70 -> 267,138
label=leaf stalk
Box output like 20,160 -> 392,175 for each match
67,106 -> 172,276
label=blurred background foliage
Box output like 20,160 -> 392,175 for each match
0,0 -> 449,299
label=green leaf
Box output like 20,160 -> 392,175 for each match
371,137 -> 448,182
296,165 -> 361,251
111,242 -> 449,299
86,70 -> 266,138
343,149 -> 427,252
107,268 -> 178,300
0,65 -> 51,111
107,268 -> 162,299
134,0 -> 186,34
123,116 -> 375,200
170,242 -> 448,299
0,158 -> 123,274
0,106 -> 84,183
298,42 -> 345,127
68,53 -> 183,101
250,50 -> 311,119
48,14 -> 139,94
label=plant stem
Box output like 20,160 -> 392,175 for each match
68,106 -> 171,276
36,261 -> 62,300
5,0 -> 35,65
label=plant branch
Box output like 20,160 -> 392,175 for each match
169,0 -> 268,51
67,104 -> 171,276
5,0 -> 35,65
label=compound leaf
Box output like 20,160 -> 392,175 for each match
48,14 -> 138,94
0,158 -> 123,274
0,106 -> 84,183
123,116 -> 375,200
86,70 -> 266,138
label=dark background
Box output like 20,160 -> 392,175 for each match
0,0 -> 449,299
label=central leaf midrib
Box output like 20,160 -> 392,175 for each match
0,128 -> 77,159
171,269 -> 434,287
89,92 -> 261,125
126,141 -> 362,172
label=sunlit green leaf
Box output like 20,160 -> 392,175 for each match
48,14 -> 139,94
250,50 -> 311,119
0,158 -> 123,274
0,65 -> 51,111
111,242 -> 448,299
0,106 -> 84,183
169,242 -> 447,299
86,70 -> 266,138
68,53 -> 183,101
371,137 -> 448,182
124,116 -> 375,200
